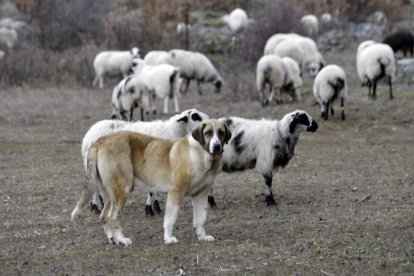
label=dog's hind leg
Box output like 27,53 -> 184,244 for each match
191,186 -> 214,242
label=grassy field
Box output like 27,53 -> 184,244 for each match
1,47 -> 414,274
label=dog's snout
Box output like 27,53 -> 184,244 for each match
213,143 -> 222,152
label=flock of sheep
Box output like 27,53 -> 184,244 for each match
83,8 -> 414,221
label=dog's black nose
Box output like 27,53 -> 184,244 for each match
213,144 -> 222,153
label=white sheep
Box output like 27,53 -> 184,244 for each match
300,14 -> 319,36
144,50 -> 172,65
209,110 -> 318,206
221,8 -> 251,34
131,58 -> 181,114
313,64 -> 348,120
0,27 -> 17,48
256,55 -> 297,106
356,41 -> 395,100
111,75 -> 152,121
92,47 -> 140,89
169,49 -> 223,95
81,108 -> 210,214
176,22 -> 192,35
264,33 -> 325,76
282,57 -> 302,101
320,13 -> 332,28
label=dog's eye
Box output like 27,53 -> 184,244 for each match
218,129 -> 224,137
205,130 -> 213,137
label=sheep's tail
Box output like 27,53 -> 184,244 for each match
377,56 -> 391,79
71,145 -> 100,221
328,77 -> 345,100
169,69 -> 180,99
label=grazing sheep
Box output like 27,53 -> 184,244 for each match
221,8 -> 250,34
383,30 -> 414,57
313,64 -> 348,120
92,47 -> 140,89
0,27 -> 17,48
264,33 -> 325,76
81,109 -> 210,214
356,41 -> 395,100
131,58 -> 181,114
282,57 -> 303,89
256,55 -> 296,106
169,49 -> 223,95
300,14 -> 319,36
211,110 -> 318,206
111,75 -> 152,121
144,50 -> 172,65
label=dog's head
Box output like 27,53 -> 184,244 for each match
176,109 -> 210,133
285,110 -> 318,134
191,119 -> 232,155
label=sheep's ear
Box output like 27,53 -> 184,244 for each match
192,123 -> 206,145
176,116 -> 188,123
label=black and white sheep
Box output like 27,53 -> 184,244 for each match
81,108 -> 210,214
168,49 -> 223,95
111,75 -> 152,121
92,47 -> 140,89
212,110 -> 318,206
356,41 -> 395,100
383,30 -> 414,57
256,55 -> 298,106
313,64 -> 348,120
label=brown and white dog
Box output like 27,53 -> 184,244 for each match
71,119 -> 231,246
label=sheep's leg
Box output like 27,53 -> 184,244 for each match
388,76 -> 394,100
340,97 -> 345,120
324,102 -> 330,120
153,193 -> 162,214
367,81 -> 372,99
268,85 -> 275,104
263,174 -> 277,206
129,108 -> 134,121
90,191 -> 103,214
180,79 -> 190,94
208,187 -> 216,208
99,77 -> 104,89
197,80 -> 203,95
372,80 -> 377,100
163,97 -> 169,114
173,95 -> 180,113
141,107 -> 145,121
330,102 -> 335,116
145,192 -> 155,216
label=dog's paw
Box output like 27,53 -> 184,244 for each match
199,235 -> 215,242
165,237 -> 178,244
117,237 -> 132,247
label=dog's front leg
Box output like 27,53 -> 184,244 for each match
163,192 -> 182,244
191,186 -> 214,242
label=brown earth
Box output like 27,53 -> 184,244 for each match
1,48 -> 414,275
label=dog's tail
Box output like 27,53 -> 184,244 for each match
71,144 -> 100,221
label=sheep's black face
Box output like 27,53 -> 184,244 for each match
213,80 -> 222,93
289,111 -> 318,133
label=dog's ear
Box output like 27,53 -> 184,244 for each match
192,123 -> 206,145
176,115 -> 188,123
224,124 -> 232,144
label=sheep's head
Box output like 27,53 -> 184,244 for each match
283,110 -> 318,134
130,47 -> 140,58
212,79 -> 222,93
176,109 -> 210,134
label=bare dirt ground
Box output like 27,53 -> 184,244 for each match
1,48 -> 414,275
